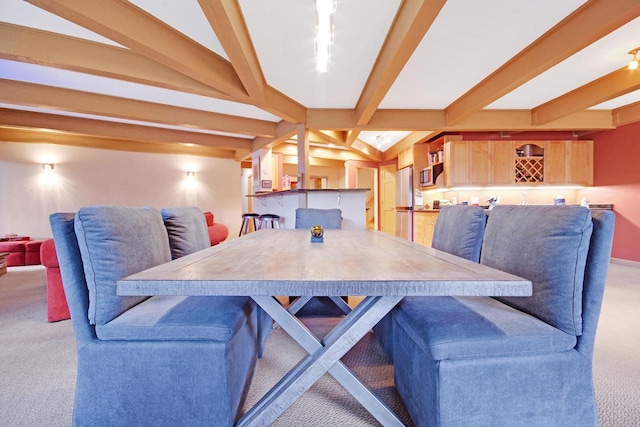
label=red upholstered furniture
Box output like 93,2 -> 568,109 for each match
203,211 -> 229,246
40,238 -> 71,322
0,238 -> 46,266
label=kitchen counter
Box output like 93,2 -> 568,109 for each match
249,188 -> 369,229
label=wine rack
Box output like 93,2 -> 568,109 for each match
515,157 -> 544,183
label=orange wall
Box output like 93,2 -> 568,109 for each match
579,122 -> 640,262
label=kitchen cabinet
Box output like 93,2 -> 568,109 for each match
398,146 -> 413,169
444,139 -> 593,187
545,140 -> 593,185
444,140 -> 470,187
445,140 -> 509,187
413,211 -> 439,247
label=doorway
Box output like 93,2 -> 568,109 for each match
380,164 -> 396,235
356,167 -> 377,230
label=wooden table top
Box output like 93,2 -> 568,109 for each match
118,229 -> 531,298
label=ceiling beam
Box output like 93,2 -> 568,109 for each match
613,100 -> 640,126
196,0 -> 307,124
0,108 -> 252,151
0,79 -> 277,137
251,120 -> 298,152
25,0 -> 250,101
0,23 -> 235,101
532,67 -> 640,125
445,0 -> 640,125
355,0 -> 445,126
307,108 -> 614,131
197,0 -> 265,104
0,127 -> 238,159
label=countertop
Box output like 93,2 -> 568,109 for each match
249,188 -> 369,197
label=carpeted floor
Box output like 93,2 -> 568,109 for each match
0,263 -> 639,426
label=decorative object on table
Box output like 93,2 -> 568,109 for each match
310,225 -> 324,243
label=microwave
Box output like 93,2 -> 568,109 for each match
419,163 -> 443,187
419,167 -> 434,186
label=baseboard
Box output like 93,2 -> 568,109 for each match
611,258 -> 640,268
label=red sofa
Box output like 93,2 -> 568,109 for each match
204,211 -> 229,246
40,238 -> 71,322
0,238 -> 46,266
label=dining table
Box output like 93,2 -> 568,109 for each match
117,229 -> 532,426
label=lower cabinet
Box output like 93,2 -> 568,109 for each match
413,211 -> 439,247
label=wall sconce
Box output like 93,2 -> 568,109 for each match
628,47 -> 639,70
42,163 -> 54,171
315,0 -> 337,73
186,171 -> 195,178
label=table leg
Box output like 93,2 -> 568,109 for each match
238,295 -> 404,427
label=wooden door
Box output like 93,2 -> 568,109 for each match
380,164 -> 396,235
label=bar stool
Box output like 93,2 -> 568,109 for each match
258,214 -> 281,229
239,213 -> 259,236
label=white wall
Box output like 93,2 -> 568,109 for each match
0,142 -> 243,239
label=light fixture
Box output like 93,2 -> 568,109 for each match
628,47 -> 639,70
186,171 -> 195,178
314,0 -> 337,73
42,163 -> 54,171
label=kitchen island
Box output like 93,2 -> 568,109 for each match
249,188 -> 368,229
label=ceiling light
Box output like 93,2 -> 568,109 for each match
628,47 -> 639,70
315,0 -> 337,73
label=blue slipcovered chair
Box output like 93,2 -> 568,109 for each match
50,206 -> 260,426
291,207 -> 349,317
374,205 -> 487,359
161,206 -> 210,259
161,206 -> 273,356
392,206 -> 615,426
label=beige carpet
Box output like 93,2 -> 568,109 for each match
1,263 -> 639,426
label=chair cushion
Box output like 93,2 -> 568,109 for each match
75,206 -> 171,325
394,296 -> 576,361
96,296 -> 255,341
481,205 -> 592,335
161,206 -> 211,259
431,205 -> 487,262
295,208 -> 342,229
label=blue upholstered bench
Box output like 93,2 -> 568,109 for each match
388,206 -> 615,426
51,206 -> 262,426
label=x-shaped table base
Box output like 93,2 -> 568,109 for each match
237,295 -> 405,427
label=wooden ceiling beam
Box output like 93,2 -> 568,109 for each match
0,79 -> 277,137
0,108 -> 252,150
532,67 -> 640,125
0,23 -> 235,101
445,0 -> 640,125
251,120 -> 298,152
613,100 -> 640,126
0,127 -> 238,159
25,0 -> 250,101
307,107 -> 614,131
197,0 -> 265,104
355,0 -> 445,126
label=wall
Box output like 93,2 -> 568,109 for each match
578,122 -> 640,262
0,142 -> 242,239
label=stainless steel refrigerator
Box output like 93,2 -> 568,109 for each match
395,167 -> 413,240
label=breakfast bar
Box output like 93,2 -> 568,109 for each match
118,229 -> 531,426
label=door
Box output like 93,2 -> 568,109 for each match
356,168 -> 377,230
380,164 -> 396,235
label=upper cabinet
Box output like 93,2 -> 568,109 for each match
442,140 -> 593,187
545,140 -> 593,186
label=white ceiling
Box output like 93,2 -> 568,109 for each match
2,0 -> 640,156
